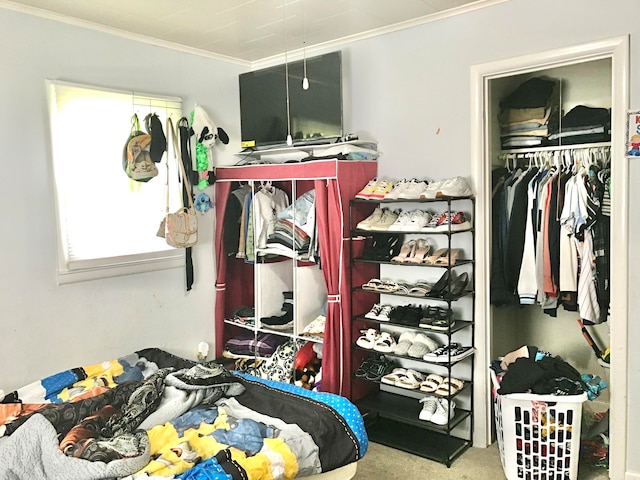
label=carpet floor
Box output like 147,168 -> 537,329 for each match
352,441 -> 609,479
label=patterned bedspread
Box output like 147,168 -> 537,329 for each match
0,348 -> 367,480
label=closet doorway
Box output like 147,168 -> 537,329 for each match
470,36 -> 629,479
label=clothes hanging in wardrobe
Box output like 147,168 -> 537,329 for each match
491,147 -> 610,324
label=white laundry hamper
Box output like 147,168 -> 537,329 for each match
491,369 -> 588,480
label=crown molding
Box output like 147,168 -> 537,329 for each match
1,0 -> 507,68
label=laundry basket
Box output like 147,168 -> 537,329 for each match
491,369 -> 588,480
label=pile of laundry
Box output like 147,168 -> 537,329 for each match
491,345 -> 606,400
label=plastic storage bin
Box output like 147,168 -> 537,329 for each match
491,369 -> 588,480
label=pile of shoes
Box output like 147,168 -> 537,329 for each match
361,270 -> 471,299
356,208 -> 471,232
355,176 -> 473,201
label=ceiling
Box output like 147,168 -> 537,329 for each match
2,0 -> 503,65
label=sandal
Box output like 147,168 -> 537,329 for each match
391,240 -> 417,263
381,367 -> 407,385
373,331 -> 396,353
356,328 -> 379,349
434,248 -> 461,266
396,369 -> 425,389
424,248 -> 449,265
407,281 -> 433,297
407,333 -> 439,358
435,377 -> 465,397
419,373 -> 444,393
362,279 -> 384,291
405,239 -> 432,264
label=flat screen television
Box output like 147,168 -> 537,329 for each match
239,51 -> 343,149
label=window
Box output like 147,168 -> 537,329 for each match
47,80 -> 185,284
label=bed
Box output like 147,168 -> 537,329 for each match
0,348 -> 367,480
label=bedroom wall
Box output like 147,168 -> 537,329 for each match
2,0 -> 640,476
0,9 -> 245,394
334,0 -> 639,476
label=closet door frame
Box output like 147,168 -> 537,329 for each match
470,35 -> 629,478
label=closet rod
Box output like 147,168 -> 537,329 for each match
499,141 -> 610,155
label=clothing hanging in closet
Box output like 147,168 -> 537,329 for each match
490,147 -> 610,324
222,182 -> 321,262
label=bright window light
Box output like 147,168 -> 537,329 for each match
47,80 -> 185,283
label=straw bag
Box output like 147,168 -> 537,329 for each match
162,118 -> 198,248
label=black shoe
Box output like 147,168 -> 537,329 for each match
427,270 -> 450,297
439,272 -> 469,299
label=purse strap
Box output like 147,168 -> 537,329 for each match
165,117 -> 196,212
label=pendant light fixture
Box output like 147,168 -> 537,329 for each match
302,0 -> 309,90
283,0 -> 293,146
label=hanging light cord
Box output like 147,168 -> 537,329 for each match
302,0 -> 309,89
283,0 -> 292,145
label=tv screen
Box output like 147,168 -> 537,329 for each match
239,51 -> 343,149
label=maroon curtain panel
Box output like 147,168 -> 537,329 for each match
213,181 -> 232,358
314,178 -> 345,395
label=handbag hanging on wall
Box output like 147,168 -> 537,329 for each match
163,117 -> 198,248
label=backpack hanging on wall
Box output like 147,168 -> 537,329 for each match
122,113 -> 158,182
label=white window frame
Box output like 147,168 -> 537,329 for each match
46,80 -> 186,284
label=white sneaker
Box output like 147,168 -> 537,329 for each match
424,343 -> 475,363
387,210 -> 412,231
376,304 -> 394,321
364,303 -> 383,320
384,179 -> 410,199
403,210 -> 432,231
437,176 -> 473,198
369,208 -> 400,230
397,180 -> 429,199
356,207 -> 383,230
355,178 -> 379,199
430,397 -> 455,425
420,179 -> 445,199
419,396 -> 439,422
369,180 -> 394,199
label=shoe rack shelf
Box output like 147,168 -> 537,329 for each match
348,195 -> 475,467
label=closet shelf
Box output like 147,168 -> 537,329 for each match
223,319 -> 324,344
499,141 -> 610,155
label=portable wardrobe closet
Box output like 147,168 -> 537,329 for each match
213,159 -> 377,397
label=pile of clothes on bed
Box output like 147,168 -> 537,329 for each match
0,348 -> 367,479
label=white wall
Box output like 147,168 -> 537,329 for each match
0,9 -> 245,393
2,0 -> 640,475
338,0 -> 639,475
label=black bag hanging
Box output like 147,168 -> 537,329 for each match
145,113 -> 167,163
178,117 -> 194,291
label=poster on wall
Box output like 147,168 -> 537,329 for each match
625,110 -> 640,156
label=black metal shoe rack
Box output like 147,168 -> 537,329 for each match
348,195 -> 476,467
